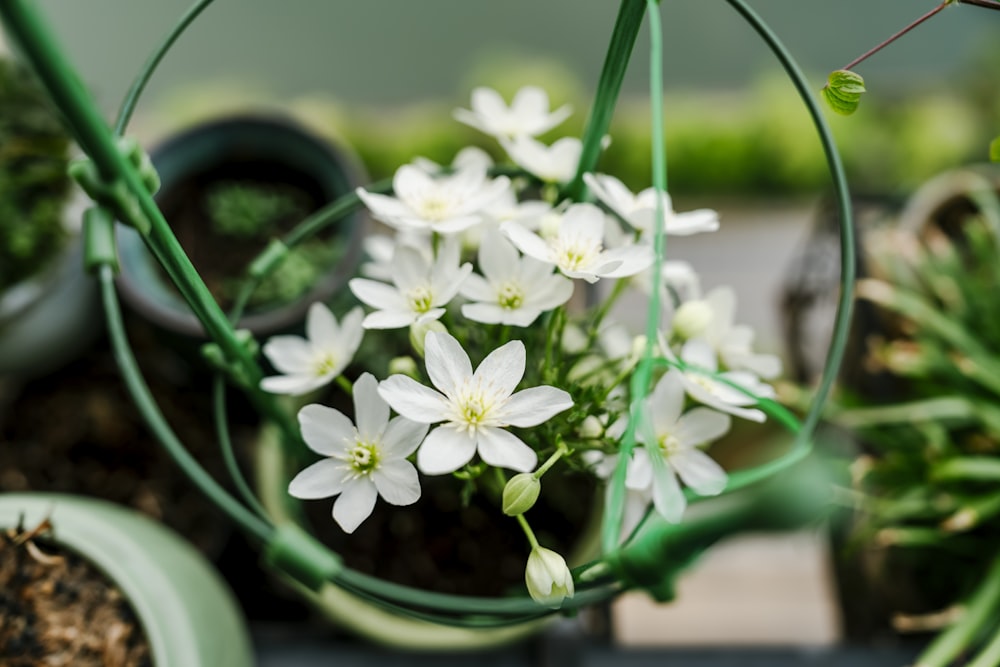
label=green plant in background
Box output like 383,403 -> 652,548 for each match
205,181 -> 337,308
0,56 -> 71,292
830,177 -> 1000,666
205,181 -> 305,239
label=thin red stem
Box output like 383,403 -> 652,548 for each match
842,1 -> 950,72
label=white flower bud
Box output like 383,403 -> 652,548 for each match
388,356 -> 420,379
525,547 -> 574,608
577,415 -> 605,440
409,320 -> 448,357
671,300 -> 714,340
502,473 -> 541,516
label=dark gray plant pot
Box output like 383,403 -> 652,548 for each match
115,114 -> 366,340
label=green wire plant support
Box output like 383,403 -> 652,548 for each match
0,0 -> 855,628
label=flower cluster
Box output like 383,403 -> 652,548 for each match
258,86 -> 781,608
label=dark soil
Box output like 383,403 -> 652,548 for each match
0,318 -> 254,560
301,465 -> 598,598
0,522 -> 151,667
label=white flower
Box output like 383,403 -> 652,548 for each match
623,369 -> 731,523
671,338 -> 775,423
501,136 -> 582,184
260,303 -> 364,396
525,546 -> 575,608
377,331 -> 573,475
583,172 -> 720,237
412,146 -> 494,174
349,237 -> 472,329
454,86 -> 572,139
356,162 -> 509,234
692,287 -> 783,379
288,373 -> 428,533
360,231 -> 431,282
460,229 -> 574,327
501,203 -> 654,283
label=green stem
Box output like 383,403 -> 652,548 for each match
99,266 -> 273,543
212,375 -> 270,520
335,374 -> 354,396
915,555 -> 1000,667
533,439 -> 569,480
517,514 -> 541,551
585,278 -> 630,348
564,0 -> 646,201
114,0 -> 218,135
967,621 -> 1000,667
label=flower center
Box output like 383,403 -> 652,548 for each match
416,194 -> 452,222
497,281 -> 525,310
348,441 -> 380,475
313,352 -> 339,376
688,373 -> 719,396
552,236 -> 602,272
450,382 -> 503,434
406,285 -> 434,313
658,433 -> 683,456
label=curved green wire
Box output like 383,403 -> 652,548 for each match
113,0 -> 219,136
99,265 -> 274,544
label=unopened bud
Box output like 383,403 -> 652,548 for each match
388,356 -> 420,379
503,473 -> 541,516
409,320 -> 447,357
672,300 -> 713,340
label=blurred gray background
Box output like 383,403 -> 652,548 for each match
21,0 -> 998,111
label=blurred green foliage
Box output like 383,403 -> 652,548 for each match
0,57 -> 71,292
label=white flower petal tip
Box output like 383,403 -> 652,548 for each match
259,304 -> 364,396
525,547 -> 575,608
377,330 -> 572,474
584,172 -> 720,237
454,85 -> 572,139
357,161 -> 509,234
502,203 -> 650,283
502,136 -> 582,184
289,373 -> 426,533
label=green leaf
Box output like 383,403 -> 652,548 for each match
822,69 -> 866,116
990,135 -> 1000,162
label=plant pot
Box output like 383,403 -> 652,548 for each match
115,114 -> 366,341
0,221 -> 101,380
0,492 -> 252,666
254,427 -> 601,650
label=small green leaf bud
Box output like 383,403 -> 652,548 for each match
503,473 -> 541,516
388,356 -> 420,379
822,70 -> 866,116
990,136 -> 999,163
409,320 -> 448,357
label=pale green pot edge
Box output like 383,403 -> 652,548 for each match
0,493 -> 253,667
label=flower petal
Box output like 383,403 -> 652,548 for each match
372,459 -> 421,506
674,408 -> 732,446
473,340 -> 525,399
502,386 -> 573,427
261,336 -> 313,375
377,375 -> 449,423
381,416 -> 430,458
288,458 -> 348,499
424,331 -> 473,397
332,479 -> 378,533
417,426 -> 478,475
477,427 -> 538,472
298,404 -> 356,456
260,373 -> 328,396
648,369 -> 686,433
649,453 -> 686,523
353,373 -> 389,443
670,448 -> 728,496
501,221 -> 553,264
